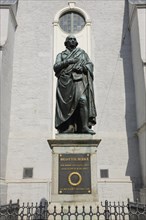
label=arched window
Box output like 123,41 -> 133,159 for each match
59,11 -> 85,34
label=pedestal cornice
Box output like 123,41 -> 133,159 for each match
48,135 -> 101,149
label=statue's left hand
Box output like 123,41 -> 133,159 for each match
76,65 -> 83,73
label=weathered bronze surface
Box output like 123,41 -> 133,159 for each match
58,153 -> 91,194
54,35 -> 97,135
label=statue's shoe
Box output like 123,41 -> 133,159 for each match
63,125 -> 74,133
82,127 -> 95,135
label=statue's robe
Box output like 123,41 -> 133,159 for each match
54,47 -> 97,132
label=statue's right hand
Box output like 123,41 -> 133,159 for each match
67,58 -> 79,64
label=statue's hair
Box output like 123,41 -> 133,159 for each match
64,35 -> 78,48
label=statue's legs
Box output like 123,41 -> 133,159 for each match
59,93 -> 95,134
79,94 -> 95,135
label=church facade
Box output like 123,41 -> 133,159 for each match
0,0 -> 146,205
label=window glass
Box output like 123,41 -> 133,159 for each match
59,12 -> 85,33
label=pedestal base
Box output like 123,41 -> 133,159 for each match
140,188 -> 146,203
48,134 -> 101,205
0,180 -> 7,205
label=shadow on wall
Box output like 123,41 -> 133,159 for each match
120,0 -> 142,201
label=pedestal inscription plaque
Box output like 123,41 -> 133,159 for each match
59,154 -> 91,194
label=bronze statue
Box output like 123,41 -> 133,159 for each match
54,35 -> 97,134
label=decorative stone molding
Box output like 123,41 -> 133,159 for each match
0,5 -> 18,47
0,0 -> 18,4
129,0 -> 146,27
129,2 -> 146,63
129,0 -> 146,7
136,122 -> 146,135
53,1 -> 91,24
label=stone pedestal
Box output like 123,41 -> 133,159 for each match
47,134 -> 101,205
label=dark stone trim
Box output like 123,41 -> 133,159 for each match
129,0 -> 146,6
0,0 -> 18,5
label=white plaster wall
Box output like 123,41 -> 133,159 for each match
0,6 -> 17,204
6,0 -> 57,203
6,0 -> 141,203
83,0 -> 141,201
98,182 -> 133,202
137,8 -> 146,63
7,182 -> 49,204
129,7 -> 146,129
129,4 -> 146,202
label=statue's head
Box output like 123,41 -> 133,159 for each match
64,35 -> 78,49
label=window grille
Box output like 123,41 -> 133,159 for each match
23,168 -> 33,178
100,169 -> 109,178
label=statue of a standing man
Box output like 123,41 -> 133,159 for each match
54,35 -> 97,134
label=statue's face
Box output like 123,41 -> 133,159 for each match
66,35 -> 77,48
